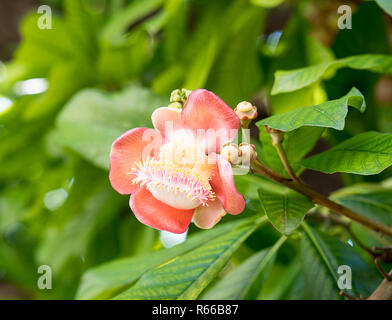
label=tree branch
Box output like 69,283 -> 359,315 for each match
368,269 -> 392,300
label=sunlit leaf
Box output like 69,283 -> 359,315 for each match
257,87 -> 365,132
331,183 -> 392,226
259,126 -> 324,177
375,0 -> 392,16
251,0 -> 284,8
201,236 -> 286,299
272,54 -> 392,94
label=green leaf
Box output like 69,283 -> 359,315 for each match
0,239 -> 37,291
301,131 -> 392,175
184,34 -> 218,90
331,184 -> 392,226
258,185 -> 314,235
332,1 -> 389,57
301,223 -> 380,299
259,126 -> 324,177
257,256 -> 302,299
36,186 -> 121,274
201,236 -> 286,300
14,13 -> 73,75
24,61 -> 94,119
100,0 -> 164,44
270,83 -> 328,115
375,0 -> 392,16
56,85 -> 168,170
272,54 -> 392,94
112,217 -> 264,300
251,0 -> 284,8
76,218 -> 256,300
257,87 -> 365,132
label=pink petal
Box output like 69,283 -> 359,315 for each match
210,154 -> 245,215
182,89 -> 240,152
109,128 -> 162,195
151,107 -> 182,140
130,188 -> 194,233
193,199 -> 227,229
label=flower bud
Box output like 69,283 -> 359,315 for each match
239,143 -> 257,165
169,88 -> 193,108
234,101 -> 258,121
220,143 -> 242,165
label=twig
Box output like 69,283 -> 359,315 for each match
251,159 -> 392,238
265,126 -> 299,182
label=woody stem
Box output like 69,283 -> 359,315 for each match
250,159 -> 392,238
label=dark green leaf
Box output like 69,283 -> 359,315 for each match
301,223 -> 380,299
201,236 -> 286,300
332,184 -> 392,226
76,218 -> 256,300
272,55 -> 392,94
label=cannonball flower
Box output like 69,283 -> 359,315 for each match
109,89 -> 246,234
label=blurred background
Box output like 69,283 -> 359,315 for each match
0,0 -> 391,299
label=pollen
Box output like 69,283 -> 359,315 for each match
130,157 -> 215,207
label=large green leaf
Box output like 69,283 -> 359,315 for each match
76,218 -> 257,300
257,256 -> 302,299
375,0 -> 392,16
332,1 -> 389,58
201,236 -> 286,300
331,184 -> 392,226
259,126 -> 324,177
113,218 -> 264,300
257,87 -> 365,132
272,54 -> 392,94
0,239 -> 37,291
301,223 -> 380,299
258,185 -> 314,235
56,85 -> 167,170
301,131 -> 392,175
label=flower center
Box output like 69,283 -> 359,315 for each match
131,158 -> 215,210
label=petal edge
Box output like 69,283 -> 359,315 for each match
109,128 -> 162,195
130,188 -> 194,233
